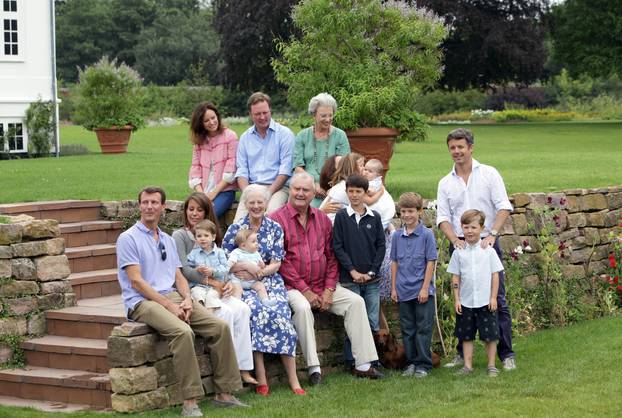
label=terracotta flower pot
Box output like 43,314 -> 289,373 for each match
345,127 -> 399,181
93,126 -> 133,154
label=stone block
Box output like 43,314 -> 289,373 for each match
579,194 -> 608,212
588,260 -> 609,275
154,357 -> 178,386
564,188 -> 584,196
7,297 -> 38,316
34,255 -> 71,281
522,275 -> 539,290
608,185 -> 622,193
0,343 -> 12,364
0,224 -> 23,245
11,238 -> 64,258
0,279 -> 39,297
111,387 -> 169,413
194,337 -> 205,354
21,219 -> 60,240
316,329 -> 337,352
108,334 -> 169,367
101,201 -> 119,218
511,214 -> 530,235
512,193 -> 531,207
0,317 -> 27,335
37,293 -> 65,310
567,213 -> 587,228
546,193 -> 568,210
562,264 -> 585,278
110,367 -> 159,395
166,200 -> 184,212
570,236 -> 586,250
0,245 -> 12,259
553,211 -> 568,232
598,228 -> 617,244
606,192 -> 622,210
570,245 -> 609,264
526,193 -> 547,209
28,313 -> 46,336
500,217 -> 514,235
582,228 -> 601,246
197,354 -> 212,376
0,259 -> 10,278
585,211 -> 607,227
498,235 -> 521,254
64,292 -> 77,308
165,383 -> 183,406
604,209 -> 622,227
164,211 -> 183,226
558,228 -> 580,242
11,258 -> 36,280
40,280 -> 72,294
111,322 -> 153,337
565,196 -> 580,213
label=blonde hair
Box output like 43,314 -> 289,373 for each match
234,229 -> 256,247
330,152 -> 363,186
461,209 -> 485,226
194,219 -> 217,236
398,192 -> 423,210
365,159 -> 384,176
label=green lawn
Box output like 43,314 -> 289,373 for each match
1,122 -> 621,203
1,315 -> 621,417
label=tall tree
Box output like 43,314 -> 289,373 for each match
551,0 -> 622,78
110,0 -> 159,67
213,0 -> 299,92
133,8 -> 219,85
415,0 -> 550,89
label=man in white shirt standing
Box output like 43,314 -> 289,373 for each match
436,128 -> 517,370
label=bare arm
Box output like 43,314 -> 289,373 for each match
489,271 -> 499,311
267,174 -> 289,195
481,209 -> 511,248
126,265 -> 189,320
418,260 -> 436,303
363,187 -> 384,205
237,177 -> 249,191
390,261 -> 398,302
452,274 -> 462,314
440,221 -> 464,249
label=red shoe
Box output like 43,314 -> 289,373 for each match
292,388 -> 306,395
255,384 -> 269,396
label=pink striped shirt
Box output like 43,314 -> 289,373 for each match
189,128 -> 238,192
270,203 -> 338,295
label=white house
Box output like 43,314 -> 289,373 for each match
0,0 -> 58,155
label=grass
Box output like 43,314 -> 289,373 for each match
1,121 -> 621,203
1,314 -> 621,417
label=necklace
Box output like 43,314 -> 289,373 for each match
311,126 -> 329,170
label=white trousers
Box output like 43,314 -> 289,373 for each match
234,186 -> 289,222
214,296 -> 253,371
288,285 -> 379,368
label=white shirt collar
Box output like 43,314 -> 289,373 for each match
451,158 -> 481,177
346,205 -> 374,218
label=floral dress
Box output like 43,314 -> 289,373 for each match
223,216 -> 298,356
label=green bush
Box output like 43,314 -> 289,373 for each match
492,108 -> 582,122
74,56 -> 147,131
273,0 -> 448,141
25,99 -> 56,157
60,144 -> 90,156
415,89 -> 486,116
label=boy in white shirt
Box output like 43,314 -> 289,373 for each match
447,209 -> 503,377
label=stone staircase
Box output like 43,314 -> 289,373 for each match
0,200 -> 125,410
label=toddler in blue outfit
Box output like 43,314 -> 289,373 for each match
228,229 -> 277,307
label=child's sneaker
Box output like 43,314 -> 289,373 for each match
502,357 -> 517,370
455,366 -> 473,375
487,366 -> 500,377
444,354 -> 464,368
401,364 -> 415,377
261,298 -> 278,307
414,369 -> 428,379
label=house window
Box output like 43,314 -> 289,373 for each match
1,0 -> 20,58
3,18 -> 17,55
3,1 -> 17,12
7,122 -> 24,151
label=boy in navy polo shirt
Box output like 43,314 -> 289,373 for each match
390,192 -> 438,378
333,174 -> 386,369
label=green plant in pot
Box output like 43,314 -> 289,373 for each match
75,56 -> 147,154
273,0 -> 447,176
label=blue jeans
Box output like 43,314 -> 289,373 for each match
399,296 -> 435,371
211,190 -> 236,218
341,281 -> 380,364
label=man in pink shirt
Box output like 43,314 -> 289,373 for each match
270,173 -> 382,386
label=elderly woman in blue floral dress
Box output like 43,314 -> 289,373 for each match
223,184 -> 305,396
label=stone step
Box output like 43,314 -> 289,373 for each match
46,296 -> 125,339
0,366 -> 111,409
65,244 -> 117,273
0,200 -> 102,223
21,336 -> 109,373
61,220 -> 124,248
69,269 -> 120,300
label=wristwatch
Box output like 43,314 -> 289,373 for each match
367,271 -> 377,279
490,229 -> 499,237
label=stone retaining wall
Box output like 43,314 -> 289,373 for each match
107,312 -> 344,412
0,217 -> 74,366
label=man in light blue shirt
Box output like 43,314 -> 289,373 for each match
234,92 -> 294,221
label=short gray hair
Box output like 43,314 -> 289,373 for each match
290,172 -> 316,192
241,184 -> 270,206
308,93 -> 337,115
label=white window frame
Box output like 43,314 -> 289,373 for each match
0,118 -> 28,153
0,0 -> 24,62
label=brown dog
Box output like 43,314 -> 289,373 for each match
374,329 -> 441,369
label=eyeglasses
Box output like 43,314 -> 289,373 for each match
158,241 -> 167,261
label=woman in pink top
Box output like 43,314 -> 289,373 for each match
189,102 -> 238,217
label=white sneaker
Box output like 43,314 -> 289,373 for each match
502,357 -> 517,371
401,364 -> 415,377
414,369 -> 428,378
444,354 -> 464,368
181,404 -> 203,417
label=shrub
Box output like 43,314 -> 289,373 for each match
74,56 -> 147,131
273,0 -> 448,141
492,108 -> 581,122
60,144 -> 90,156
25,99 -> 56,157
485,86 -> 553,110
415,89 -> 486,116
57,86 -> 76,122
